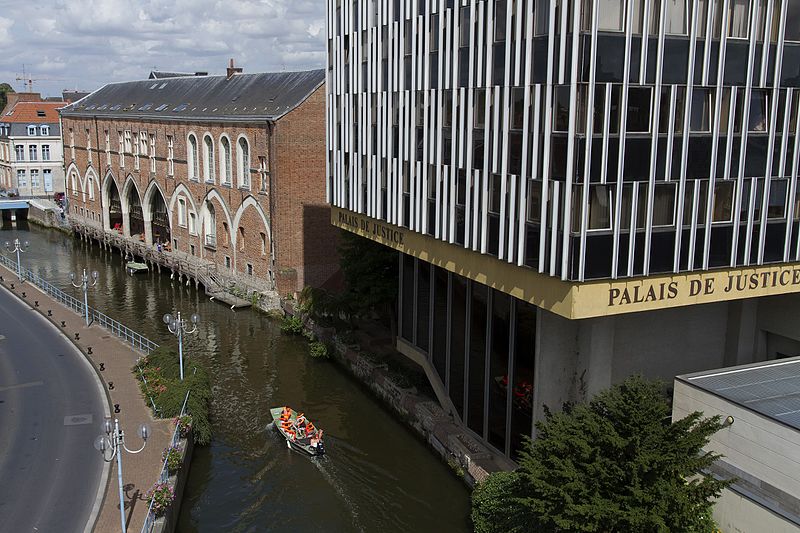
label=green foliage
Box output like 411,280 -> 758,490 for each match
134,348 -> 213,445
297,285 -> 354,328
145,482 -> 174,517
280,314 -> 304,335
336,231 -> 398,318
309,341 -> 329,359
173,414 -> 193,439
0,83 -> 13,113
162,444 -> 184,473
471,376 -> 730,533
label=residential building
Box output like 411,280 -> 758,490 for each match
327,0 -> 800,460
674,358 -> 800,532
0,100 -> 65,196
61,64 -> 338,296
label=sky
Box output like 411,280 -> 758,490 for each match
0,0 -> 327,98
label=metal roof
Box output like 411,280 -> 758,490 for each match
681,358 -> 800,430
60,70 -> 325,122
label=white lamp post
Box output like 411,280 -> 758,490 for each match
94,418 -> 150,533
4,238 -> 29,281
163,312 -> 199,380
70,268 -> 99,326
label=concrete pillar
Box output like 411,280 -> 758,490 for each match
723,300 -> 759,367
122,211 -> 131,239
577,316 -> 615,401
143,214 -> 153,246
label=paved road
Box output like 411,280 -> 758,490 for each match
0,286 -> 106,533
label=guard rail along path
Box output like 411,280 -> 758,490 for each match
0,255 -> 192,533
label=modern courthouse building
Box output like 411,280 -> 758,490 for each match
0,100 -> 66,196
326,0 -> 800,460
61,64 -> 339,295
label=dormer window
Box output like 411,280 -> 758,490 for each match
36,110 -> 46,117
40,125 -> 49,136
27,125 -> 36,136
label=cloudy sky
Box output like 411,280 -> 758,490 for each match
0,0 -> 326,98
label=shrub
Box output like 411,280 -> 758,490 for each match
280,314 -> 303,335
173,414 -> 193,439
133,348 -> 213,446
146,482 -> 175,517
309,341 -> 329,359
162,444 -> 184,474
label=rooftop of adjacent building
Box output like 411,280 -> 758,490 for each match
2,100 -> 65,124
679,357 -> 800,431
61,59 -> 325,123
148,71 -> 208,79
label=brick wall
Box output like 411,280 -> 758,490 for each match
62,88 -> 337,295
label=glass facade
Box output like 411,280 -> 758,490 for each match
399,255 -> 536,459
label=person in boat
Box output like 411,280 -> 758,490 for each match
279,406 -> 291,422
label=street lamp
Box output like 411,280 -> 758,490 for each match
70,268 -> 99,326
163,312 -> 199,381
94,418 -> 150,533
4,238 -> 29,281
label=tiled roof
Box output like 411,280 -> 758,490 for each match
2,101 -> 64,123
61,69 -> 325,122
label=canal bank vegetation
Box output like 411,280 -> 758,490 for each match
471,377 -> 729,533
134,347 -> 213,445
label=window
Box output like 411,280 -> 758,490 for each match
133,132 -> 139,169
238,227 -> 245,251
43,169 -> 52,192
787,2 -> 800,41
118,132 -> 125,167
86,129 -> 92,164
124,130 -> 132,153
597,0 -> 624,31
258,156 -> 268,192
41,144 -> 50,161
105,131 -> 111,165
690,89 -> 713,132
553,86 -> 570,132
188,134 -> 199,180
588,185 -> 613,230
150,133 -> 156,173
260,232 -> 267,256
652,183 -> 677,226
220,136 -> 232,184
225,256 -> 232,269
189,212 -> 197,235
29,145 -> 37,161
178,198 -> 187,226
660,0 -> 688,35
40,125 -> 49,136
87,176 -> 94,199
535,2 -> 549,35
167,135 -> 174,175
140,131 -> 148,156
749,90 -> 769,132
17,169 -> 26,188
626,88 -> 652,133
247,263 -> 254,276
237,137 -> 250,188
697,0 -> 723,39
203,135 -> 215,182
728,0 -> 750,38
69,128 -> 75,160
768,180 -> 788,219
15,145 -> 24,161
27,125 -> 36,136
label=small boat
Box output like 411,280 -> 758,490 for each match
270,406 -> 325,456
126,261 -> 149,274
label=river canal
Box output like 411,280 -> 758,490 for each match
2,223 -> 471,532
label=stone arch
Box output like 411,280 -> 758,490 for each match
232,196 -> 272,278
143,180 -> 171,246
65,162 -> 80,198
101,170 -> 123,232
121,175 -> 144,239
82,166 -> 98,202
199,189 -> 234,257
168,183 -> 199,237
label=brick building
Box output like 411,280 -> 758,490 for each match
60,66 -> 338,295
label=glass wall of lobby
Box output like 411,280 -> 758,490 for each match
399,254 -> 535,459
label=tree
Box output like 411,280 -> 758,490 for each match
472,376 -> 729,533
336,230 -> 398,326
0,83 -> 14,113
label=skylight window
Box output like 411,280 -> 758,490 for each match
97,104 -> 108,110
159,83 -> 167,89
155,104 -> 169,112
86,104 -> 97,110
150,83 -> 158,89
138,103 -> 153,111
173,103 -> 189,112
109,104 -> 122,111
36,110 -> 46,117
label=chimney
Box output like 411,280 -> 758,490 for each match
226,59 -> 243,80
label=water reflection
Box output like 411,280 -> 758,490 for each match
2,223 -> 471,533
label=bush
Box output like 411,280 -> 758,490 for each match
309,341 -> 329,359
280,314 -> 303,335
162,444 -> 184,474
146,482 -> 175,517
134,347 -> 213,445
173,414 -> 193,439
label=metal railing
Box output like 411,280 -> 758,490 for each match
140,389 -> 191,533
0,254 -> 159,355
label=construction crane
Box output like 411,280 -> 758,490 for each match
15,65 -> 64,93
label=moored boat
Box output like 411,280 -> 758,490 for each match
126,261 -> 149,274
270,406 -> 325,456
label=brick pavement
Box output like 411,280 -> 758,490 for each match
0,265 -> 172,533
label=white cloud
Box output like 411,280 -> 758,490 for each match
0,0 -> 326,97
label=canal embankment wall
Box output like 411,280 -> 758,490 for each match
0,259 -> 181,532
282,301 -> 512,487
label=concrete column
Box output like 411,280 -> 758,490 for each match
122,210 -> 131,239
532,309 -> 579,434
577,316 -> 615,401
723,299 -> 759,368
143,214 -> 153,246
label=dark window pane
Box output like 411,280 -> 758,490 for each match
401,254 -> 414,342
449,276 -> 468,418
468,283 -> 488,436
416,261 -> 431,351
487,291 -> 510,452
432,267 -> 448,383
510,299 -> 535,459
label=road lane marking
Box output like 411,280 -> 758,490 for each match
0,380 -> 44,392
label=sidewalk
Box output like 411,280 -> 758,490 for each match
0,265 -> 172,533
